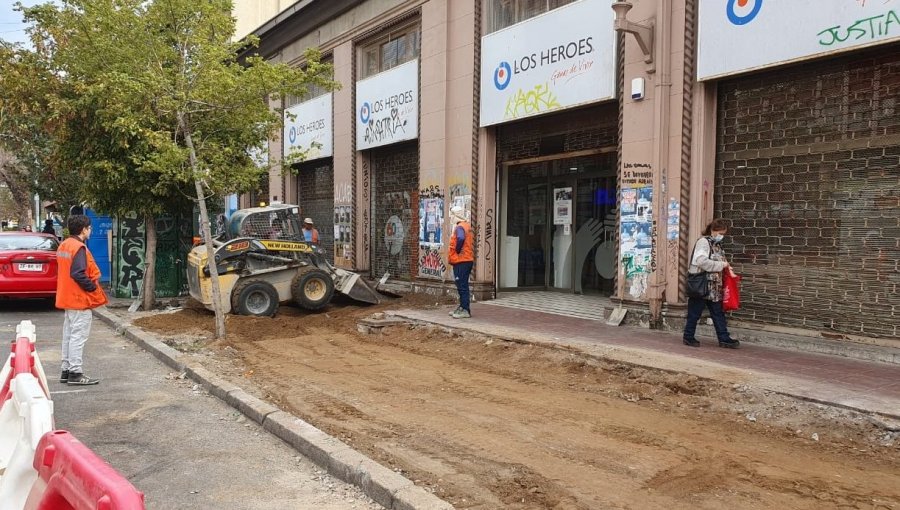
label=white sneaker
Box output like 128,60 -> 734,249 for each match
451,309 -> 471,319
448,307 -> 461,316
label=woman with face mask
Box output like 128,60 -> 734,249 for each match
683,218 -> 740,349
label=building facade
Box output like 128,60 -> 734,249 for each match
236,0 -> 900,341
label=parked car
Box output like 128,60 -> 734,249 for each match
0,232 -> 59,300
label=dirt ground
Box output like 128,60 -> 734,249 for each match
132,296 -> 900,510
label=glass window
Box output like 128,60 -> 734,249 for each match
285,58 -> 333,108
0,235 -> 59,251
488,0 -> 576,33
360,24 -> 421,79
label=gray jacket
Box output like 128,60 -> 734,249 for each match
688,237 -> 727,274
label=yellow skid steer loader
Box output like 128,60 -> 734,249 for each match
187,204 -> 380,317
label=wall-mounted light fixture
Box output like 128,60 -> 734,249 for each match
611,2 -> 655,73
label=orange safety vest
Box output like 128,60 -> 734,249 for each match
56,237 -> 108,310
304,227 -> 320,244
448,221 -> 475,265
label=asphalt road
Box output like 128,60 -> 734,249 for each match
0,300 -> 381,510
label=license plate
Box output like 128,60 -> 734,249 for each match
18,263 -> 43,272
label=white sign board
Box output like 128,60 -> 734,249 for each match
698,0 -> 900,80
355,59 -> 419,150
283,93 -> 333,160
480,0 -> 616,127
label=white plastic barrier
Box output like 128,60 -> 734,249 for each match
0,321 -> 55,510
0,374 -> 54,510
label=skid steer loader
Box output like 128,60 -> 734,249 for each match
187,204 -> 380,317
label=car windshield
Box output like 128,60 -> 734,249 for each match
0,235 -> 59,251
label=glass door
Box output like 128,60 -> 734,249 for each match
549,179 -> 575,291
502,162 -> 548,288
500,151 -> 617,293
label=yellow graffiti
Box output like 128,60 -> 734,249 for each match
504,83 -> 561,119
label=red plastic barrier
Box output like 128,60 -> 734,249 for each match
24,430 -> 145,510
0,336 -> 40,403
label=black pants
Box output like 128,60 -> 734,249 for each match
683,297 -> 733,343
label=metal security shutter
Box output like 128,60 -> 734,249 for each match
297,160 -> 335,262
715,44 -> 900,339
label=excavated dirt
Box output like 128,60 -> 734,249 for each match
133,297 -> 900,510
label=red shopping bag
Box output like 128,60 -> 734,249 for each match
723,271 -> 741,312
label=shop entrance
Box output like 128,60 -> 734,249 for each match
499,151 -> 617,295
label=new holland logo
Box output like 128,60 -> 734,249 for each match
493,61 -> 512,91
726,0 -> 762,25
359,102 -> 371,124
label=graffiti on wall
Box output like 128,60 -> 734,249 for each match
504,83 -> 561,120
362,158 -> 370,257
382,190 -> 411,277
419,247 -> 447,278
117,212 -> 145,298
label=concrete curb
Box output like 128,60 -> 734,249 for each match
92,307 -> 453,510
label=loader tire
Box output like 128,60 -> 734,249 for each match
291,267 -> 334,311
231,279 -> 280,317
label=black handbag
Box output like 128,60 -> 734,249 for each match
686,272 -> 709,299
685,238 -> 712,299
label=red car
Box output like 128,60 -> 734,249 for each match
0,232 -> 59,300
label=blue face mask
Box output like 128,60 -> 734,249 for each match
712,234 -> 724,243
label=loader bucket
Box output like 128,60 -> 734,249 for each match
332,268 -> 381,305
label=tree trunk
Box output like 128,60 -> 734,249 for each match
142,213 -> 157,311
178,112 -> 226,339
0,152 -> 36,228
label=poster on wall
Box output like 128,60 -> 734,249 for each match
553,187 -> 572,225
283,93 -> 333,160
419,197 -> 444,246
698,0 -> 900,80
480,0 -> 616,126
333,205 -> 352,260
356,59 -> 419,150
667,199 -> 680,241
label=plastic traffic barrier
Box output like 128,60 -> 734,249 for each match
23,430 -> 145,510
0,321 -> 51,403
0,374 -> 55,510
0,321 -> 56,510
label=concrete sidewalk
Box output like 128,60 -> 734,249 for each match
389,303 -> 900,420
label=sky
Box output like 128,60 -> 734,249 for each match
0,0 -> 44,47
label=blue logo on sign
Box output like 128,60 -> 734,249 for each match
493,61 -> 512,91
726,0 -> 762,25
288,126 -> 297,144
360,102 -> 371,124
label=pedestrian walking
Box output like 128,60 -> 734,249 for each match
302,217 -> 320,243
682,218 -> 740,349
448,205 -> 474,319
56,214 -> 108,385
41,219 -> 55,235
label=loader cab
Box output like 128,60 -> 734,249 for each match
227,204 -> 304,242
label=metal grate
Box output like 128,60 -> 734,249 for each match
715,43 -> 900,338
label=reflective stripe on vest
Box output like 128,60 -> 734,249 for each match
448,221 -> 475,265
56,237 -> 108,310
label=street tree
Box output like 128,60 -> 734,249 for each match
21,0 -> 331,336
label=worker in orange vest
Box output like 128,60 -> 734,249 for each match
56,215 -> 108,385
448,205 -> 474,319
302,217 -> 320,244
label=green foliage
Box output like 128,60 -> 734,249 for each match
15,0 -> 333,215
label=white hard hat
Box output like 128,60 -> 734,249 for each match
304,217 -> 314,224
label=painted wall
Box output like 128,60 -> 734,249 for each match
231,0 -> 295,41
